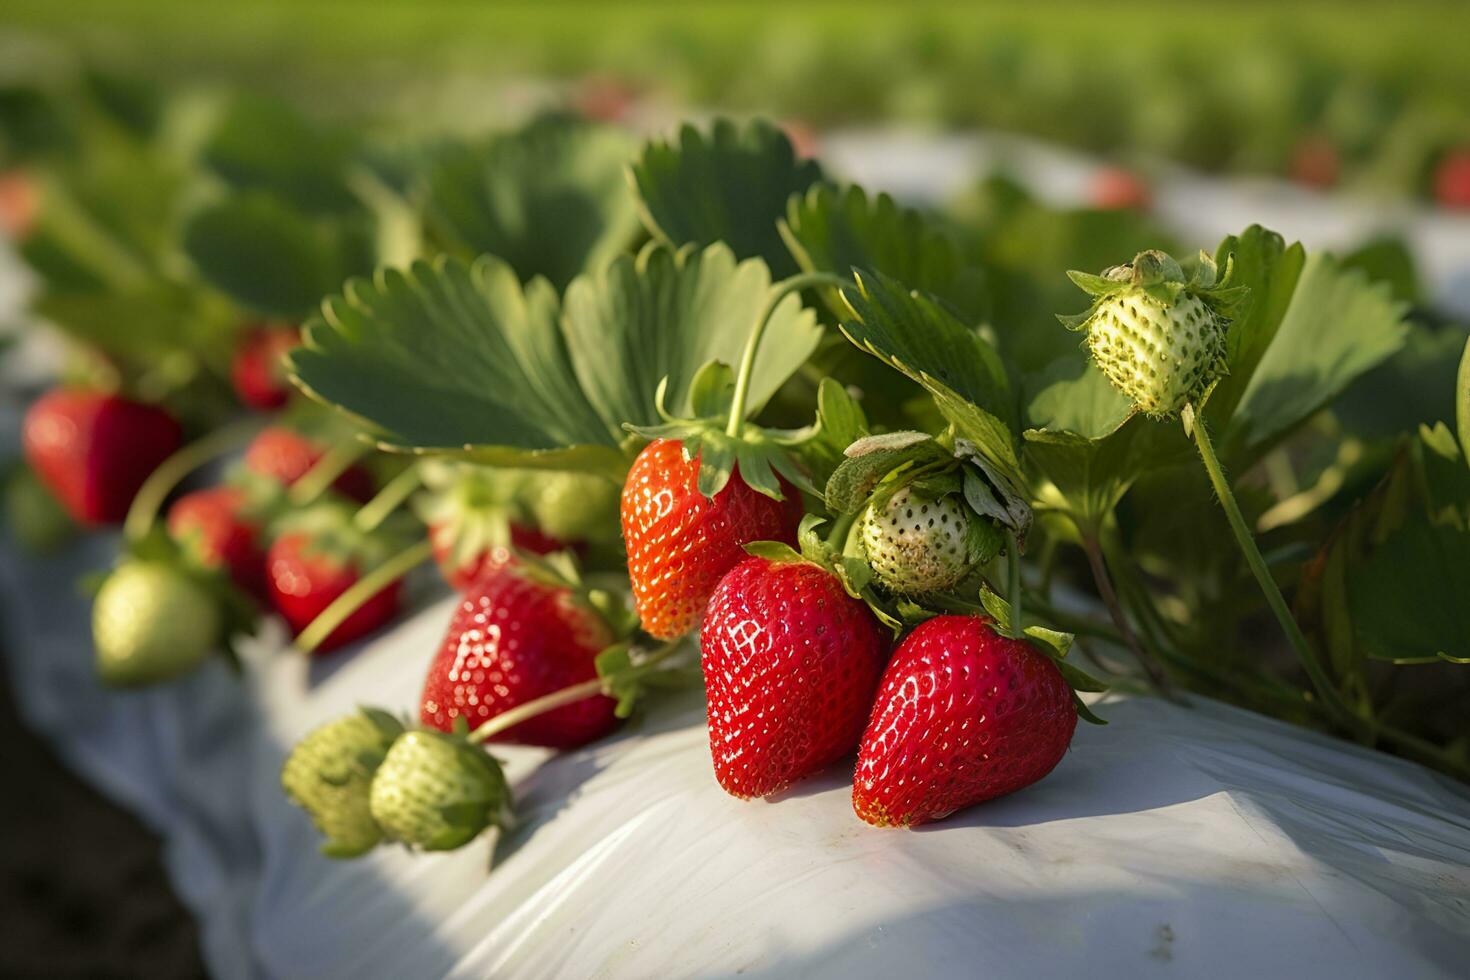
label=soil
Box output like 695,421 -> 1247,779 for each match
0,645 -> 208,979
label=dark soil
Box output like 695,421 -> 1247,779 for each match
0,646 -> 208,979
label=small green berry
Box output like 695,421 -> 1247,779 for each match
281,709 -> 402,858
860,486 -> 977,595
369,730 -> 510,851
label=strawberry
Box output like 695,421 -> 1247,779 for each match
621,439 -> 803,639
167,486 -> 270,600
231,325 -> 301,411
243,426 -> 374,503
1089,166 -> 1151,211
93,559 -> 221,687
416,464 -> 578,590
266,503 -> 403,653
428,521 -> 571,590
701,555 -> 887,799
0,168 -> 38,241
419,563 -> 617,748
853,615 -> 1077,827
1062,249 -> 1246,419
1433,148 -> 1470,210
1289,135 -> 1339,190
368,729 -> 510,851
22,388 -> 182,526
281,708 -> 402,857
859,484 -> 995,595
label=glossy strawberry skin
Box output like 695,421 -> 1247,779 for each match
22,389 -> 182,526
854,615 -> 1076,828
702,557 -> 888,799
231,326 -> 301,411
243,427 -> 375,503
429,521 -> 577,592
419,566 -> 616,748
167,486 -> 267,600
621,439 -> 803,640
266,532 -> 401,653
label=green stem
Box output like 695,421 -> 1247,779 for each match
354,464 -> 423,532
1005,529 -> 1023,639
123,419 -> 264,542
293,538 -> 433,654
1079,529 -> 1173,695
1185,404 -> 1361,731
288,440 -> 370,507
725,271 -> 849,438
825,510 -> 857,550
465,639 -> 686,744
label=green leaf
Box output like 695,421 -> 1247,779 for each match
201,94 -> 361,215
631,118 -> 823,278
1349,515 -> 1470,663
839,270 -> 1016,469
1024,352 -> 1134,440
289,242 -> 818,475
687,360 -> 736,419
183,193 -> 375,318
1216,236 -> 1408,463
742,540 -> 807,564
423,115 -> 641,289
823,433 -> 948,515
780,183 -> 985,320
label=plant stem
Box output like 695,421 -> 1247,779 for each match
465,639 -> 686,744
354,464 -> 424,532
725,271 -> 848,438
288,440 -> 370,507
123,419 -> 264,542
1078,529 -> 1173,695
293,538 -> 433,654
1184,403 -> 1362,732
1005,529 -> 1023,639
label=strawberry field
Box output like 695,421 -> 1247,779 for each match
2,5 -> 1469,978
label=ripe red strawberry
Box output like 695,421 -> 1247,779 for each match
22,388 -> 182,526
167,486 -> 269,600
621,439 -> 803,639
231,325 -> 301,411
429,520 -> 572,591
243,427 -> 375,503
1289,135 -> 1339,190
0,168 -> 38,241
266,504 -> 402,653
853,615 -> 1076,827
419,564 -> 617,748
702,556 -> 887,799
1434,148 -> 1470,210
1088,166 -> 1151,211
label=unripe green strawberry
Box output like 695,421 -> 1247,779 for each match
369,730 -> 510,851
524,471 -> 621,544
859,486 -> 983,595
281,709 -> 402,857
1063,249 -> 1245,419
92,560 -> 220,687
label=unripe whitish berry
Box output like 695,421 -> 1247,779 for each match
860,486 -> 977,595
92,561 -> 220,687
1062,249 -> 1244,419
281,709 -> 402,857
369,730 -> 510,851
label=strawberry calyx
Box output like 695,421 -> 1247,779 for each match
500,548 -> 640,642
413,462 -> 530,578
973,587 -> 1109,726
270,498 -> 413,572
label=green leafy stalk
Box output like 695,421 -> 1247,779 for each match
294,538 -> 433,654
354,464 -> 424,533
1078,530 -> 1173,695
464,639 -> 685,743
726,271 -> 848,437
123,419 -> 264,542
1005,529 -> 1023,640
